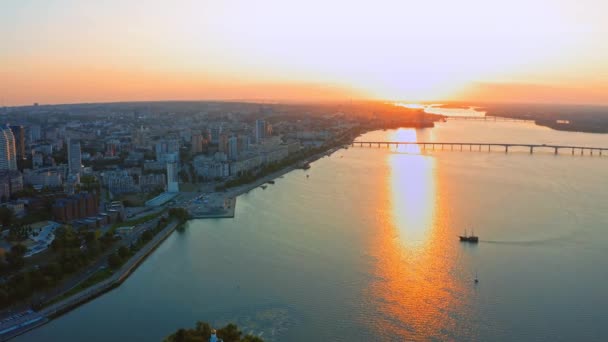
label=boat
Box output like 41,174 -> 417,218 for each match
459,229 -> 479,243
306,174 -> 309,178
474,271 -> 479,284
261,185 -> 267,190
267,180 -> 275,185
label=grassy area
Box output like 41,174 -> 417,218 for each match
109,210 -> 165,233
44,268 -> 115,307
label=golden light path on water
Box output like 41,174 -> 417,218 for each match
365,128 -> 470,339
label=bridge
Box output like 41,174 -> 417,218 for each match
352,141 -> 608,155
444,116 -> 534,123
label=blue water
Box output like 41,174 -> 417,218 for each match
18,121 -> 608,341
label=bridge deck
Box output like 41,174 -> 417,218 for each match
352,141 -> 608,154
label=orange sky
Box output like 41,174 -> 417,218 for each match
2,0 -> 608,106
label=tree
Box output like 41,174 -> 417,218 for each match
164,321 -> 263,342
0,207 -> 15,227
6,244 -> 27,270
108,252 -> 122,269
117,246 -> 130,259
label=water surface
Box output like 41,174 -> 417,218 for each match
19,121 -> 608,341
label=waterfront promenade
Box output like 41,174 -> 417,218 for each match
0,220 -> 180,341
1,142 -> 345,341
188,145 -> 342,219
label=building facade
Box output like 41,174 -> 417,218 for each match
67,138 -> 82,175
0,125 -> 18,170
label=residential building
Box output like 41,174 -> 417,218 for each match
0,170 -> 23,201
191,134 -> 204,154
255,119 -> 266,143
167,162 -> 179,192
0,125 -> 17,170
67,138 -> 82,175
228,136 -> 238,160
9,125 -> 25,160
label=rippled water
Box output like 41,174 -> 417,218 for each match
18,121 -> 608,341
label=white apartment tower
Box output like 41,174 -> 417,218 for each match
166,162 -> 179,193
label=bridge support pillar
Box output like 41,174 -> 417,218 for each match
505,146 -> 508,153
554,147 -> 558,155
488,145 -> 491,152
470,145 -> 472,151
591,150 -> 593,156
478,145 -> 481,152
451,145 -> 454,151
530,146 -> 533,154
572,148 -> 574,155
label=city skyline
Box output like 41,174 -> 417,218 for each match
2,0 -> 608,106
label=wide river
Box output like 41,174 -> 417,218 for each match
19,120 -> 608,341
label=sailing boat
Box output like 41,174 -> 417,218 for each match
459,228 -> 479,243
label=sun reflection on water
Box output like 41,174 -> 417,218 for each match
364,128 -> 470,340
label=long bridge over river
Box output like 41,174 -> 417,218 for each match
444,116 -> 534,123
352,141 -> 608,155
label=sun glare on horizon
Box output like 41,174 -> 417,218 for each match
1,0 -> 608,105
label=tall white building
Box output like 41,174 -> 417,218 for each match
0,125 -> 18,170
67,138 -> 82,175
166,162 -> 179,193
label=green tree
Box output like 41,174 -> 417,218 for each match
117,246 -> 130,259
108,252 -> 122,269
0,207 -> 15,226
164,321 -> 263,342
6,244 -> 27,270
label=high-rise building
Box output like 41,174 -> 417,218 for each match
9,126 -> 25,160
218,134 -> 229,154
208,126 -> 222,144
191,134 -> 204,154
238,135 -> 250,152
228,136 -> 238,160
166,162 -> 179,193
0,125 -> 17,170
67,138 -> 82,175
255,119 -> 266,144
29,125 -> 41,142
155,139 -> 180,162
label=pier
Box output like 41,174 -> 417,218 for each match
352,141 -> 608,156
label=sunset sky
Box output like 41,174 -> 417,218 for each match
1,0 -> 607,106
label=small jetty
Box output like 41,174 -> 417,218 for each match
459,229 -> 479,243
298,162 -> 311,170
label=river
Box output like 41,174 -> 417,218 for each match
17,120 -> 608,341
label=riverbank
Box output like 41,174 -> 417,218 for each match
225,145 -> 342,199
187,144 -> 345,220
0,220 -> 180,341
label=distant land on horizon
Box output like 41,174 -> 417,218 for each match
3,100 -> 608,134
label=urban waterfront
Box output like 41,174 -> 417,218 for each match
17,121 -> 608,341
